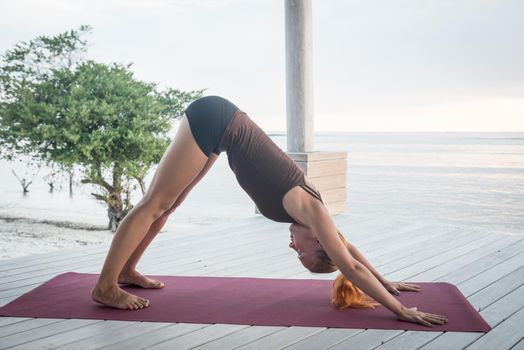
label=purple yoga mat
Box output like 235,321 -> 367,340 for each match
0,272 -> 490,332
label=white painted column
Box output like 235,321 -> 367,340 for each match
285,0 -> 314,153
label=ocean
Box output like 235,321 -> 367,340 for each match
1,132 -> 523,235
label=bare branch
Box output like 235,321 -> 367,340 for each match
90,192 -> 108,203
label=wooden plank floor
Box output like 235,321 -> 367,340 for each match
0,214 -> 523,349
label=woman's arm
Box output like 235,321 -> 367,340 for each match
305,204 -> 403,313
346,243 -> 421,295
304,202 -> 446,326
346,243 -> 388,285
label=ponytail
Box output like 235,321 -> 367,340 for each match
332,273 -> 378,309
310,228 -> 378,309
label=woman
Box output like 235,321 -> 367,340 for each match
91,96 -> 447,327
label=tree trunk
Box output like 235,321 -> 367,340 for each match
136,177 -> 146,195
107,206 -> 130,232
85,163 -> 134,232
69,168 -> 74,196
106,163 -> 133,232
11,169 -> 32,193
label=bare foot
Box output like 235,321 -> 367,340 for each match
118,270 -> 165,289
91,284 -> 149,310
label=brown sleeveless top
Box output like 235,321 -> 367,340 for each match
216,110 -> 324,223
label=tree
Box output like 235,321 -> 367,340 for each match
11,169 -> 34,194
0,27 -> 203,231
0,25 -> 92,193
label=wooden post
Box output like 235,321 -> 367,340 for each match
256,0 -> 348,216
285,0 -> 314,153
285,0 -> 347,215
287,151 -> 347,215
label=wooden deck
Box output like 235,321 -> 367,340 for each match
0,213 -> 523,349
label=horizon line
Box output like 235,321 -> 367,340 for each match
266,130 -> 524,134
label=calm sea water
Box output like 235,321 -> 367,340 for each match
1,132 -> 522,234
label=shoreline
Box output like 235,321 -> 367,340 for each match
0,214 -> 108,231
0,213 -> 216,261
1,132 -> 522,259
0,215 -> 113,260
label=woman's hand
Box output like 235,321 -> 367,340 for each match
383,281 -> 421,295
396,306 -> 448,327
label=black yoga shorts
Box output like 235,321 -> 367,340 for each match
184,95 -> 239,157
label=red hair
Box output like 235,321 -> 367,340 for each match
310,228 -> 378,309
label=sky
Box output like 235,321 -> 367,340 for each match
0,0 -> 523,132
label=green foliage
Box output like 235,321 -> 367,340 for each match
4,61 -> 176,168
0,26 -> 204,230
0,25 -> 91,98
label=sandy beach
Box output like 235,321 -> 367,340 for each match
0,216 -> 113,260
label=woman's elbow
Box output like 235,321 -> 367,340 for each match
339,259 -> 360,276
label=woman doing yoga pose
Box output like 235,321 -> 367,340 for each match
91,96 -> 447,327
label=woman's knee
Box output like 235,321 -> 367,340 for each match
136,195 -> 175,221
164,202 -> 178,216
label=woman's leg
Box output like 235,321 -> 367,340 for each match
91,115 -> 209,310
117,210 -> 171,288
118,154 -> 218,288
